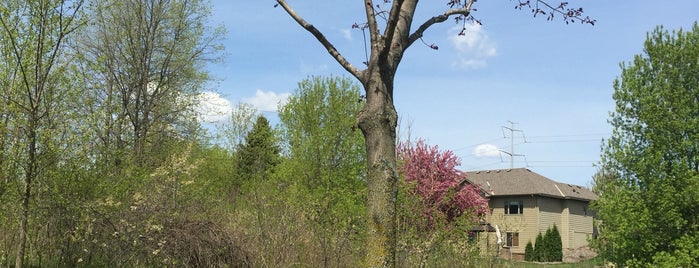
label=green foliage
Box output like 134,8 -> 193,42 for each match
524,241 -> 534,261
395,176 -> 490,268
534,233 -> 544,262
235,115 -> 280,188
594,22 -> 699,267
75,0 -> 223,167
549,224 -> 563,261
394,139 -> 489,267
217,103 -> 258,153
277,76 -> 367,266
0,0 -> 231,266
525,225 -> 563,263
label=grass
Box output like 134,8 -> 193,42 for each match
494,257 -> 603,268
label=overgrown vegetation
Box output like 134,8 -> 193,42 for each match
0,0 -> 598,266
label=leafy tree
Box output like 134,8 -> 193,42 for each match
218,103 -> 258,153
593,22 -> 699,267
277,76 -> 366,266
397,139 -> 488,226
274,1 -> 594,265
75,0 -> 223,168
0,1 -> 85,266
395,139 -> 488,266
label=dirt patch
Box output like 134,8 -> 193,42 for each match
563,246 -> 597,263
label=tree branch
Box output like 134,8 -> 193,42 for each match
364,0 -> 381,54
407,5 -> 472,49
382,0 -> 405,52
276,0 -> 362,79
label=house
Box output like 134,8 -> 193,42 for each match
463,168 -> 597,259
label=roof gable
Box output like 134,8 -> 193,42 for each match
463,168 -> 597,201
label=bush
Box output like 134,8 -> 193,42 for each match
524,241 -> 534,261
529,225 -> 563,262
550,224 -> 563,261
534,232 -> 544,261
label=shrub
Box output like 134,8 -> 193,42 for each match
530,225 -> 563,262
534,232 -> 544,261
524,241 -> 534,261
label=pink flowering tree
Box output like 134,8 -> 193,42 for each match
397,140 -> 488,227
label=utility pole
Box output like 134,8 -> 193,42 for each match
500,121 -> 527,168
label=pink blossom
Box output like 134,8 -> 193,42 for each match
397,140 -> 489,227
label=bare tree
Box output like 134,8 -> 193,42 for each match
274,0 -> 594,266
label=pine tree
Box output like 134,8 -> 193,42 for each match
235,116 -> 280,188
534,232 -> 544,262
550,224 -> 563,261
524,241 -> 534,261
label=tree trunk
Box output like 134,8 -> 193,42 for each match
358,70 -> 398,267
16,118 -> 37,268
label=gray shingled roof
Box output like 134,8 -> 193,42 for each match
463,168 -> 597,201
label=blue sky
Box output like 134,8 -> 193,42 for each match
200,0 -> 699,187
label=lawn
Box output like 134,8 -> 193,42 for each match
494,257 -> 603,268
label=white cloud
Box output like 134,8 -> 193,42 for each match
196,91 -> 233,123
242,89 -> 291,112
300,62 -> 329,74
340,28 -> 353,41
473,144 -> 501,158
449,22 -> 497,69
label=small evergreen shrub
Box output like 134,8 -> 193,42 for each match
534,232 -> 544,261
524,241 -> 534,261
528,225 -> 563,262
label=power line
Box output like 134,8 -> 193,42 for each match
526,133 -> 608,138
524,138 -> 601,144
500,121 -> 526,169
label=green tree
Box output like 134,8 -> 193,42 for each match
218,103 -> 258,153
0,1 -> 85,266
534,232 -> 544,262
549,224 -> 563,262
75,0 -> 223,169
542,226 -> 553,261
524,241 -> 534,261
278,76 -> 366,266
236,116 -> 280,188
594,23 -> 699,267
274,1 -> 594,265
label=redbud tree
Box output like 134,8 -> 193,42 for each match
397,140 -> 488,227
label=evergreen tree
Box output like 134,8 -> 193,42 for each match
524,241 -> 534,261
534,232 -> 544,262
542,227 -> 553,261
236,116 -> 280,187
550,224 -> 563,261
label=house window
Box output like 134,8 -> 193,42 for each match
506,232 -> 519,247
505,200 -> 523,214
